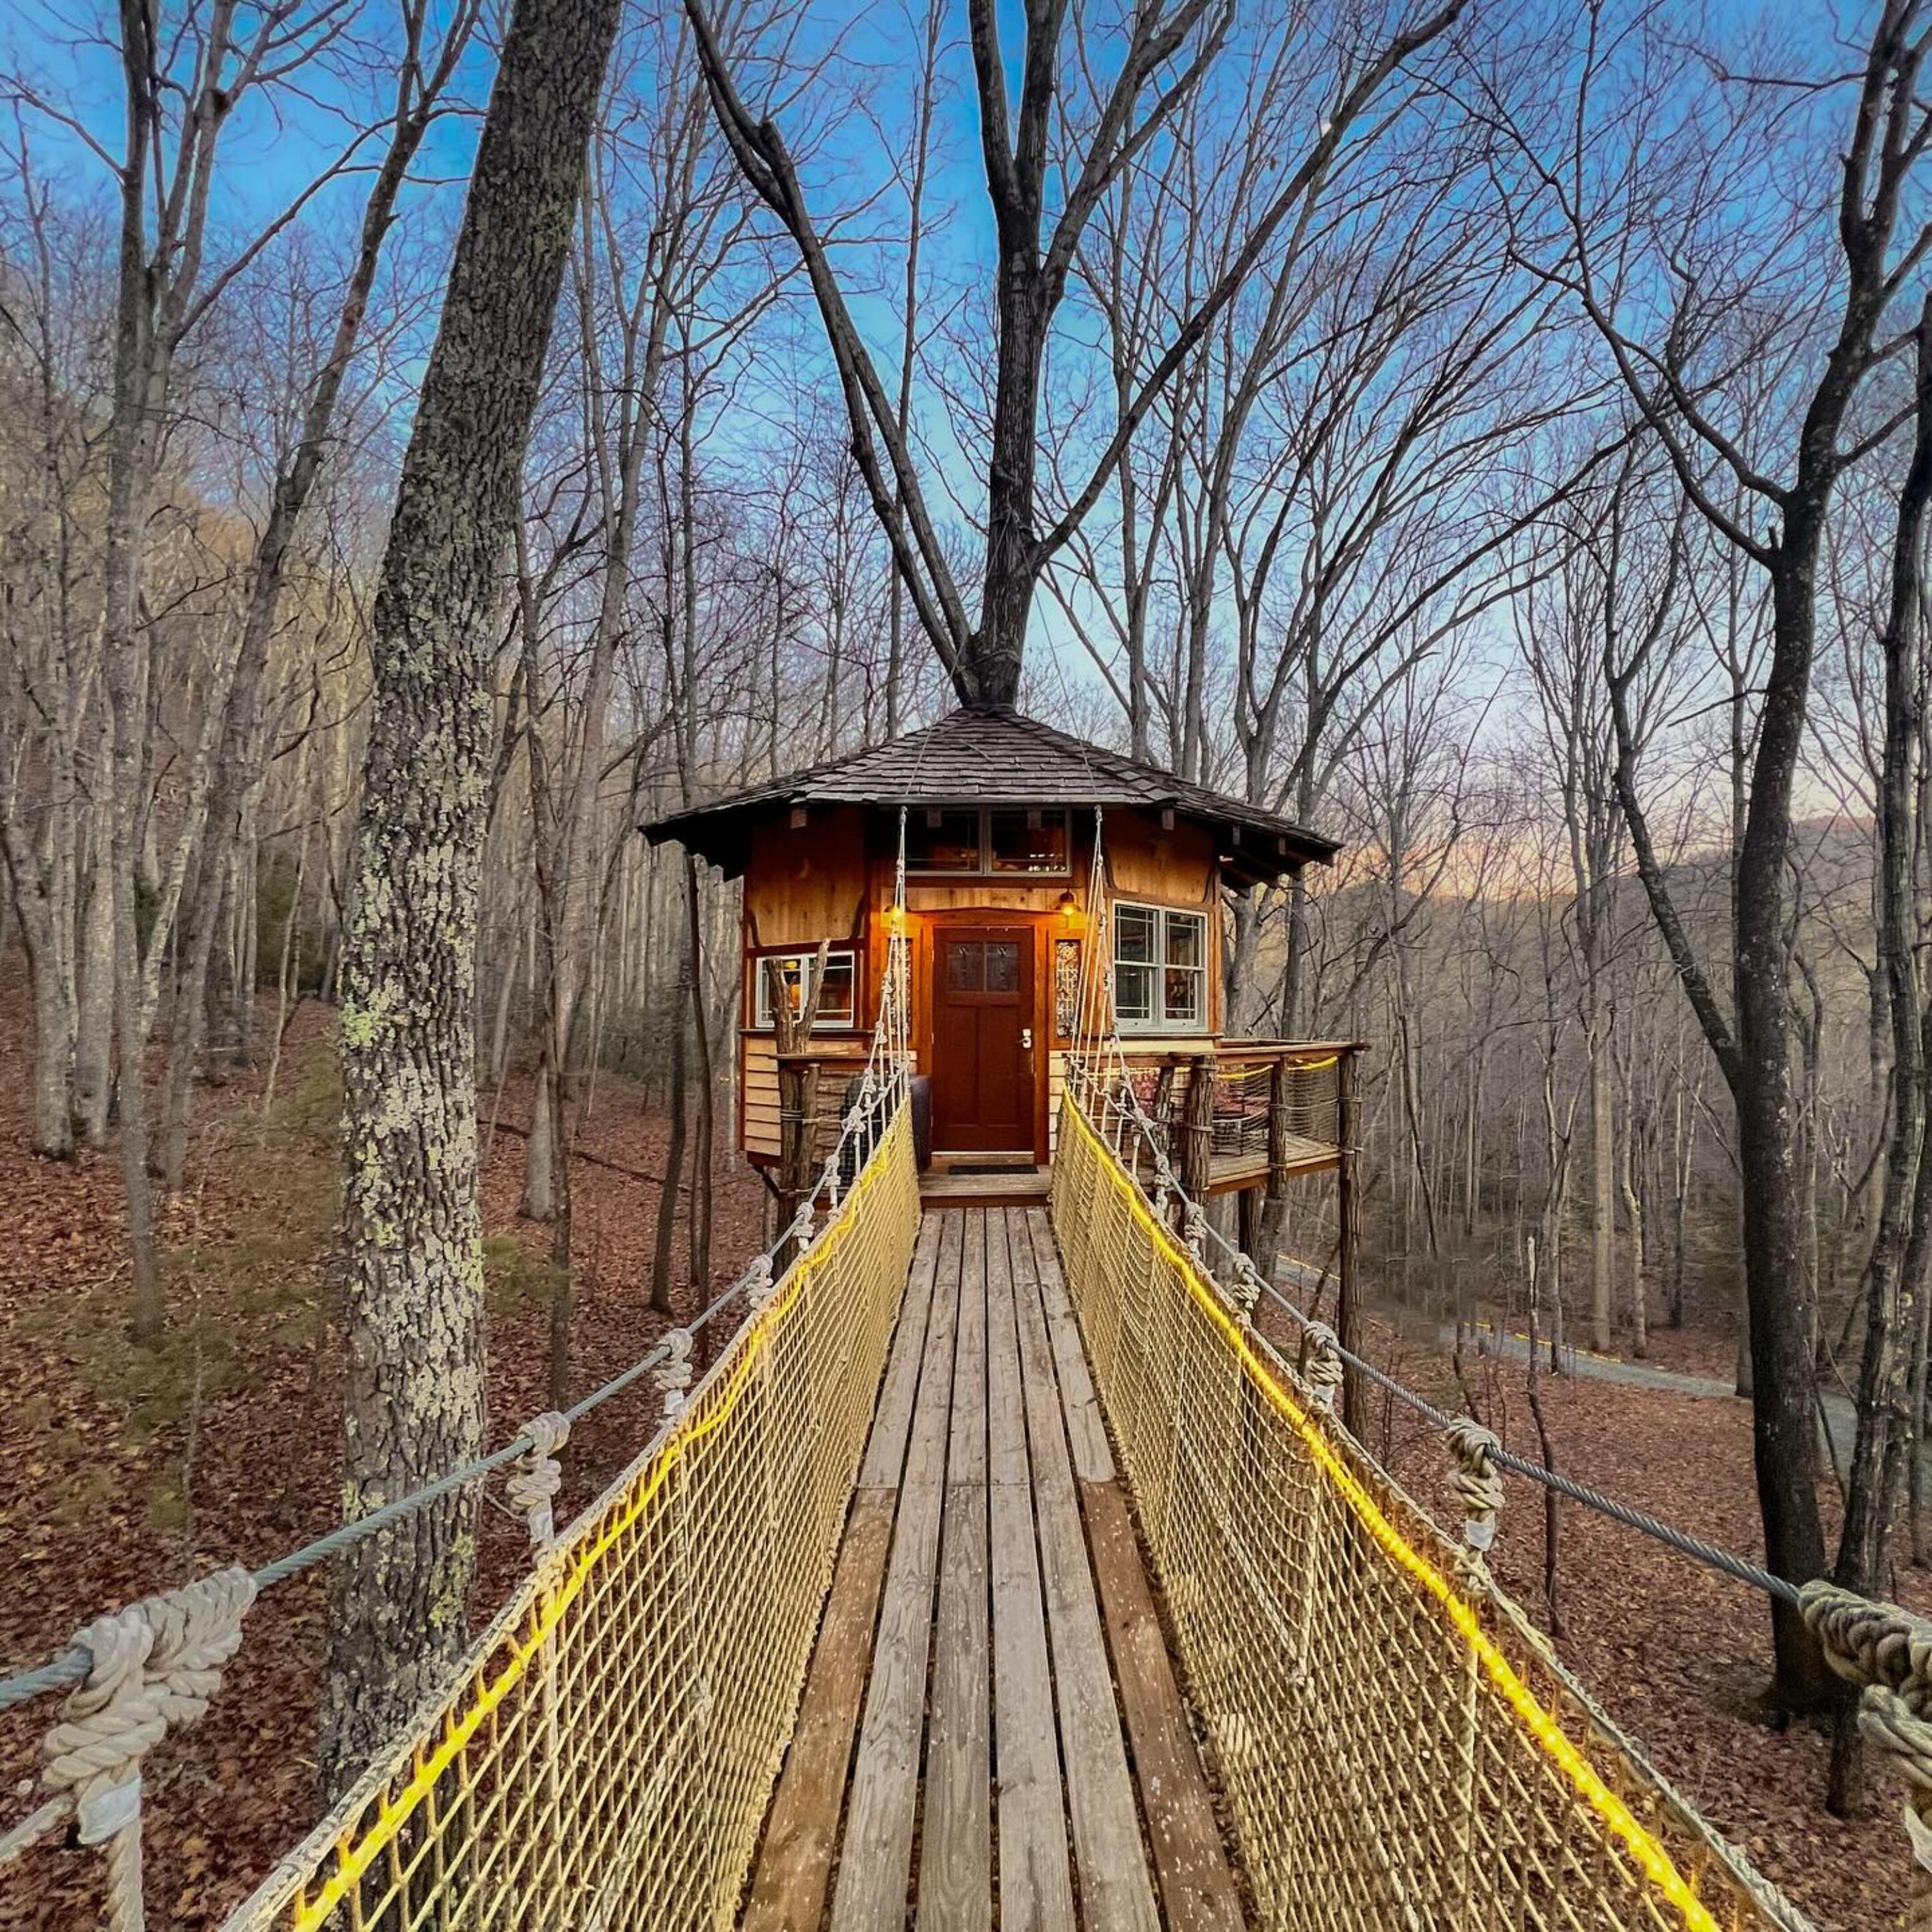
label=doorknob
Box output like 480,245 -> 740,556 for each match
1021,1028 -> 1033,1050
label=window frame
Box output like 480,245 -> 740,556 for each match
1110,900 -> 1210,1034
903,805 -> 1072,878
750,946 -> 858,1030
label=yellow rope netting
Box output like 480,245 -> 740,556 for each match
1050,1094 -> 1806,1932
228,1106 -> 919,1932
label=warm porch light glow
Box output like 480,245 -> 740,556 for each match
1057,889 -> 1078,921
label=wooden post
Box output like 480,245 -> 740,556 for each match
1257,1054 -> 1294,1266
1337,1046 -> 1362,1433
1148,1058 -> 1177,1189
1179,1053 -> 1214,1224
1237,1185 -> 1262,1262
770,941 -> 829,1272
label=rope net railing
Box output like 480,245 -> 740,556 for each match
0,816 -> 923,1929
230,1101 -> 920,1930
1051,1089 -> 1808,1932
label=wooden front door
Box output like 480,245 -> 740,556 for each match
930,927 -> 1035,1153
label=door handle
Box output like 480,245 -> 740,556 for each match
1021,1028 -> 1033,1051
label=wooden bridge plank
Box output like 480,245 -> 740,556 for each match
919,1479 -> 992,1930
985,1210 -> 1029,1492
858,1212 -> 943,1490
830,1213 -> 961,1932
1021,1208 -> 1114,1484
949,1210 -> 988,1484
742,1487 -> 897,1932
1009,1213 -> 1160,1932
1082,1476 -> 1247,1932
985,1211 -> 1077,1931
920,1210 -> 992,1930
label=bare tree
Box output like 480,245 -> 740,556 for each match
1487,0 -> 1932,1709
320,0 -> 623,1794
684,0 -> 1467,704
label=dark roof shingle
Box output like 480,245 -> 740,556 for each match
643,707 -> 1337,881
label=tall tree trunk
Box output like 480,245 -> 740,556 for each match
158,6 -> 473,1188
319,0 -> 623,1797
74,825 -> 116,1148
1827,299 -> 1932,1808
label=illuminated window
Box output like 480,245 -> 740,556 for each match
752,948 -> 856,1028
989,809 -> 1069,873
904,807 -> 1070,875
1112,903 -> 1206,1032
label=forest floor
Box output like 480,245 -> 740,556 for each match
0,965 -> 763,1928
0,963 -> 1918,1931
1248,1292 -> 1932,1932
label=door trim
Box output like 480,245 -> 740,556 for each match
917,912 -> 1050,1165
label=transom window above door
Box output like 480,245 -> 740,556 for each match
904,807 -> 1070,875
1113,903 -> 1207,1031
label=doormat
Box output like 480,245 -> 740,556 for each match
944,1163 -> 1041,1177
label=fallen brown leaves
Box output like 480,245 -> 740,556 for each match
0,953 -> 1916,1932
1310,1305 -> 1931,1932
0,966 -> 760,1929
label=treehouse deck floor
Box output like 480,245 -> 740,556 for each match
741,1206 -> 1247,1932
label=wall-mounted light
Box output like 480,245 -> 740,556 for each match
1058,889 -> 1078,922
886,904 -> 906,933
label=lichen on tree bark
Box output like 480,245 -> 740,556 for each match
319,0 -> 624,1797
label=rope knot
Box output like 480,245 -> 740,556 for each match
745,1253 -> 777,1313
1303,1323 -> 1344,1412
655,1330 -> 695,1419
1445,1419 -> 1503,1552
507,1411 -> 570,1552
42,1562 -> 255,1926
1801,1582 -> 1932,1877
1229,1256 -> 1264,1323
1182,1202 -> 1208,1257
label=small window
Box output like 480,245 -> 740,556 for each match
1112,904 -> 1206,1032
904,807 -> 1070,875
753,948 -> 856,1029
989,809 -> 1069,874
905,809 -> 982,872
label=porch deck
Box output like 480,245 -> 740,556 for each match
741,1206 -> 1246,1931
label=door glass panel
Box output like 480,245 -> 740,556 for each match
984,940 -> 1020,991
907,809 -> 982,871
989,809 -> 1068,873
945,940 -> 984,991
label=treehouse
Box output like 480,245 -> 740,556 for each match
646,705 -> 1358,1228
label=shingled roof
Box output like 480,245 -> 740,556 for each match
642,706 -> 1338,886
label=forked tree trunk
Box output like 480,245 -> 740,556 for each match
319,0 -> 623,1798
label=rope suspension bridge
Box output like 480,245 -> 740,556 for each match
5,816 -> 1932,1931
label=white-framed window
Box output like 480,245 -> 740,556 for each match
1112,902 -> 1207,1032
752,948 -> 856,1029
904,806 -> 1070,876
